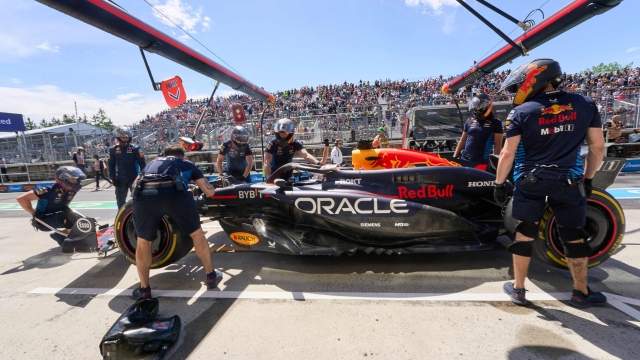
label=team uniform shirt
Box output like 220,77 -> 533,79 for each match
331,146 -> 343,165
461,117 -> 503,163
107,144 -> 146,180
140,156 -> 204,189
33,184 -> 76,214
265,138 -> 304,172
505,90 -> 602,181
219,140 -> 253,176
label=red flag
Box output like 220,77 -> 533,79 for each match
231,103 -> 246,124
161,76 -> 187,108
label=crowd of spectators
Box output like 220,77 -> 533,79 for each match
120,66 -> 639,151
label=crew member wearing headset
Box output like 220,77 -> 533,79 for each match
108,127 -> 146,209
331,139 -> 344,165
494,58 -> 606,308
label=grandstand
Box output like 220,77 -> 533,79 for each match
3,65 -> 639,166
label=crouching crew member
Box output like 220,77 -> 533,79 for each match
263,118 -> 328,181
16,166 -> 86,245
217,126 -> 253,183
131,144 -> 220,299
453,94 -> 503,162
108,126 -> 146,209
494,58 -> 606,308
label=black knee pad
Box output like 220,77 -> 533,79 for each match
558,226 -> 588,242
563,242 -> 592,258
515,221 -> 538,239
507,241 -> 533,257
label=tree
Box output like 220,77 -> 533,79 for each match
50,116 -> 63,126
62,114 -> 76,124
583,61 -> 634,75
90,108 -> 116,130
39,118 -> 50,128
24,117 -> 37,130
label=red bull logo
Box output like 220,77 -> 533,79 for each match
541,104 -> 573,115
398,185 -> 454,199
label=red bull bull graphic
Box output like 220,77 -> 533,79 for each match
514,64 -> 547,104
541,104 -> 573,115
352,149 -> 461,170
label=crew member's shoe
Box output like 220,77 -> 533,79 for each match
206,270 -> 223,290
132,285 -> 152,299
49,232 -> 66,246
503,281 -> 528,306
569,287 -> 607,309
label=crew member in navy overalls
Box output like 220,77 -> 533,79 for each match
494,58 -> 606,308
216,126 -> 253,183
263,118 -> 328,181
16,166 -> 86,245
130,144 -> 220,299
108,127 -> 146,209
453,94 -> 503,163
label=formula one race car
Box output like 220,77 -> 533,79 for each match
113,150 -> 625,271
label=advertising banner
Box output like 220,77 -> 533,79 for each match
0,112 -> 26,132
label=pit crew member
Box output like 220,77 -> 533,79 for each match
453,94 -> 503,162
108,126 -> 146,209
131,144 -> 220,299
16,166 -> 86,245
263,119 -> 328,180
494,58 -> 606,308
216,126 -> 253,183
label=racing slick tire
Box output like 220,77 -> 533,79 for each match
113,200 -> 194,269
533,188 -> 625,270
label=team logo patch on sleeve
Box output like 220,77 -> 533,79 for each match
139,152 -> 144,158
36,188 -> 48,195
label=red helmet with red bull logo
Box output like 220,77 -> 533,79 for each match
500,58 -> 564,106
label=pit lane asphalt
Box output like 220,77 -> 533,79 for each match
1,176 -> 639,359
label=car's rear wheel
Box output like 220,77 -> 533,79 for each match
113,200 -> 194,269
533,188 -> 625,270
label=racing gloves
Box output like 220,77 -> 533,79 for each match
33,211 -> 46,220
324,139 -> 329,147
584,178 -> 593,198
493,183 -> 508,206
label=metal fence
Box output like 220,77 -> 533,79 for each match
2,86 -> 638,166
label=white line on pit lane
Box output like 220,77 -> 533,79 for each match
26,287 -> 640,322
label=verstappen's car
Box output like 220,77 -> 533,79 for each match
113,155 -> 625,271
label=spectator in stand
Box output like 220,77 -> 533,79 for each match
73,147 -> 86,173
603,114 -> 624,142
372,127 -> 389,148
